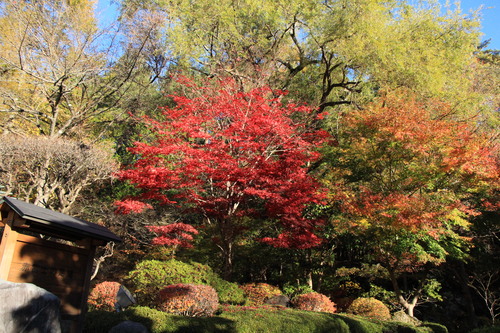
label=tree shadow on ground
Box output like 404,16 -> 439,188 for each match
84,308 -> 238,333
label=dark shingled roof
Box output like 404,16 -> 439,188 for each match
2,196 -> 121,243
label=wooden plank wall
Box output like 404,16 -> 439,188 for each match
7,234 -> 91,317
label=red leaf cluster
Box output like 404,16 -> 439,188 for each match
114,199 -> 152,215
147,223 -> 199,248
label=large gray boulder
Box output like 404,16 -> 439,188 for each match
0,280 -> 61,333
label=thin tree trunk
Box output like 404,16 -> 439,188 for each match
217,218 -> 235,280
389,267 -> 418,317
221,241 -> 233,280
33,153 -> 52,208
456,261 -> 478,327
305,249 -> 313,289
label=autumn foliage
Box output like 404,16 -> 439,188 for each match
240,283 -> 282,306
323,90 -> 500,316
117,78 -> 327,244
88,281 -> 120,311
157,284 -> 219,317
326,91 -> 499,267
116,77 -> 328,276
147,223 -> 199,248
346,297 -> 391,320
291,292 -> 337,314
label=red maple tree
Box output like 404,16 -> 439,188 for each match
116,77 -> 328,277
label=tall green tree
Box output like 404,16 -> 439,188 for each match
0,0 -> 154,139
121,0 -> 481,112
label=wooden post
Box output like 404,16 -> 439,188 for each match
72,239 -> 97,333
0,211 -> 19,279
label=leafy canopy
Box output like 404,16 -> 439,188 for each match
323,90 -> 499,269
121,0 -> 481,110
117,77 -> 328,248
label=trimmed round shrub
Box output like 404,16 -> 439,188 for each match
88,281 -> 121,311
127,259 -> 244,306
240,283 -> 282,305
211,277 -> 246,305
346,297 -> 391,320
292,292 -> 337,313
157,283 -> 219,317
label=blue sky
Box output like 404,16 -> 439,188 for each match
96,0 -> 500,49
455,0 -> 500,49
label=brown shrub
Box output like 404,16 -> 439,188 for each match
88,281 -> 121,311
157,284 -> 219,317
292,292 -> 337,313
346,297 -> 391,320
240,283 -> 282,305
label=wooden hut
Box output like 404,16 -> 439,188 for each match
0,196 -> 121,332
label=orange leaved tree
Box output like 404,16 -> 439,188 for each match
324,91 -> 499,317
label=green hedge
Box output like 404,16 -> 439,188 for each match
126,259 -> 245,306
84,306 -> 446,333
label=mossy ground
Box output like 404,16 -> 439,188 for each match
84,305 -> 447,333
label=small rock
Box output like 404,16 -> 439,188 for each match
265,295 -> 290,307
392,310 -> 421,326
